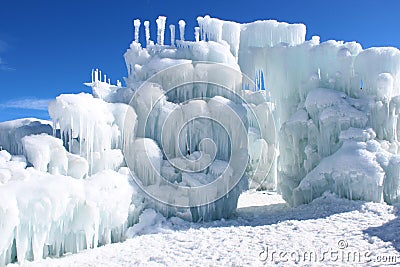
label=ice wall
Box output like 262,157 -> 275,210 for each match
251,42 -> 400,205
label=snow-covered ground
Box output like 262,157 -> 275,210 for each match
16,190 -> 400,267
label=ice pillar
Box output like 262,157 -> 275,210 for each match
144,21 -> 150,46
169,24 -> 175,46
178,20 -> 186,41
134,19 -> 141,43
94,69 -> 98,82
197,16 -> 206,41
156,16 -> 166,45
195,27 -> 200,42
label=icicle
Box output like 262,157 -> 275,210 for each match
169,24 -> 175,46
52,120 -> 57,137
261,70 -> 265,90
133,19 -> 141,43
144,21 -> 150,46
178,20 -> 186,41
79,116 -> 83,157
69,115 -> 73,152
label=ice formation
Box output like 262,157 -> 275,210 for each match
59,15 -> 400,209
1,14 -> 400,265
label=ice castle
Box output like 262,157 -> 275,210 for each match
0,15 -> 400,265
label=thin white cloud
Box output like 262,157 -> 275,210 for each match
0,63 -> 15,71
0,57 -> 15,71
0,98 -> 52,111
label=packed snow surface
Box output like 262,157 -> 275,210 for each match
15,191 -> 400,267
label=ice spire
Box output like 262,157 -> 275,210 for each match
134,19 -> 141,43
169,24 -> 175,46
144,20 -> 150,46
195,27 -> 200,42
178,20 -> 186,41
156,16 -> 167,45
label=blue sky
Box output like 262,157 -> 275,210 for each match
0,0 -> 400,122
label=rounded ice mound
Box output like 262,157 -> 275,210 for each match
354,47 -> 400,97
292,140 -> 385,206
22,133 -> 68,175
21,134 -> 90,179
376,72 -> 394,100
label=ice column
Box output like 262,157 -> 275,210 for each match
179,20 -> 186,41
134,19 -> 141,43
144,20 -> 150,46
169,24 -> 175,46
197,16 -> 206,41
156,16 -> 166,45
195,27 -> 200,42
